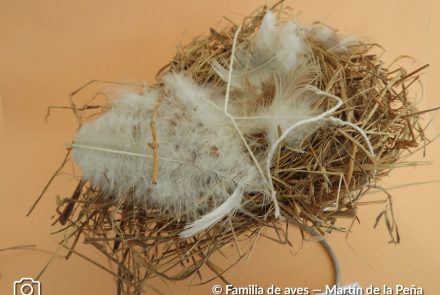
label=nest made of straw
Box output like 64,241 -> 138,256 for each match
34,2 -> 431,295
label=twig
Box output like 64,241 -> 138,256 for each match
27,150 -> 71,216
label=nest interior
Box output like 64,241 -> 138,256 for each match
33,2 -> 430,295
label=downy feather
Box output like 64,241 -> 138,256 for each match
212,11 -> 306,90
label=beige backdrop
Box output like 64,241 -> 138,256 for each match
1,1 -> 439,294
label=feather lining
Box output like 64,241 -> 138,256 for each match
179,184 -> 244,238
212,11 -> 306,90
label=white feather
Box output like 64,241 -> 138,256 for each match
179,184 -> 244,238
230,63 -> 322,151
72,78 -> 261,222
212,11 -> 306,90
305,23 -> 359,54
257,64 -> 320,147
163,72 -> 226,129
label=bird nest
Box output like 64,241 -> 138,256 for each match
31,2 -> 431,295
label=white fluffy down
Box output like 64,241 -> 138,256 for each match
305,23 -> 359,54
73,81 -> 261,218
71,11 -> 355,237
212,11 -> 306,90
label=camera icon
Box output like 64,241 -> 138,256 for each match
13,278 -> 41,295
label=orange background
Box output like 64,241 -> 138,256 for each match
1,1 -> 439,294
